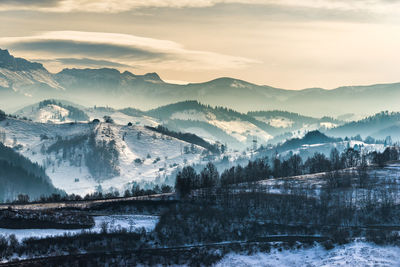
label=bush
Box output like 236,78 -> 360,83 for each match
103,116 -> 114,124
0,110 -> 5,121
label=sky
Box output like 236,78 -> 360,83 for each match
1,0 -> 400,89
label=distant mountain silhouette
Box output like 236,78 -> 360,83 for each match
0,49 -> 45,71
277,130 -> 341,152
327,111 -> 400,140
2,48 -> 400,117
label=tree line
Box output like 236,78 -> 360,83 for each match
175,146 -> 400,197
145,125 -> 222,154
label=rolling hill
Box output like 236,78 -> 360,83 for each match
14,100 -> 342,150
0,116 -> 209,196
327,111 -> 400,141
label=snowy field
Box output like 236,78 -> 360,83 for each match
215,242 -> 400,267
0,214 -> 159,241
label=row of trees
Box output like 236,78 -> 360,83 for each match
371,147 -> 399,167
175,147 -> 400,197
11,183 -> 174,204
145,125 -> 222,154
86,134 -> 120,180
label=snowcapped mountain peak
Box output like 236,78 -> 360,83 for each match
0,48 -> 45,71
143,72 -> 163,83
0,49 -> 63,95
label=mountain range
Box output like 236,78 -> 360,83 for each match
1,48 -> 400,117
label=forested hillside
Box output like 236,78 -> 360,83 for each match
0,142 -> 63,202
328,111 -> 400,140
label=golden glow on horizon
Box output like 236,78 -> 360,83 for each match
0,0 -> 400,89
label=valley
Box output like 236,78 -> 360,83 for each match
1,48 -> 400,266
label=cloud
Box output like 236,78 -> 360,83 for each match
0,0 -> 399,14
38,57 -> 133,68
0,0 -> 221,12
0,0 -> 60,7
0,31 -> 258,71
11,40 -> 165,60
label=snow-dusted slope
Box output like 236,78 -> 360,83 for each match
86,107 -> 159,127
0,68 -> 62,94
13,100 -> 348,151
15,100 -> 159,126
17,104 -> 70,123
170,109 -> 273,145
95,122 -> 204,193
0,118 -> 205,195
208,119 -> 272,143
255,116 -> 294,128
14,100 -> 89,123
15,100 -> 273,150
0,49 -> 62,95
147,101 -> 277,149
215,242 -> 400,267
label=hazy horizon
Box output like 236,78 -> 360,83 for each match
1,0 -> 400,89
3,46 -> 400,92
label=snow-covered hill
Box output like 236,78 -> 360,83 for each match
14,100 -> 158,127
216,241 -> 400,267
146,101 -> 347,149
147,101 -> 277,149
13,100 -> 348,151
0,118 -> 206,196
14,100 -> 90,124
327,111 -> 400,142
86,107 -> 159,127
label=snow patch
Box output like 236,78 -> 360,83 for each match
230,81 -> 247,88
0,119 -> 204,196
0,215 -> 159,241
255,116 -> 294,128
319,122 -> 337,129
216,242 -> 400,267
209,119 -> 272,143
170,110 -> 210,122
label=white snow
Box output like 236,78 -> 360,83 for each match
319,122 -> 337,129
0,215 -> 159,241
215,242 -> 400,267
255,116 -> 294,128
184,127 -> 219,143
230,81 -> 247,88
158,109 -> 274,147
0,118 -> 205,195
209,119 -> 272,143
0,68 -> 62,92
86,108 -> 159,127
170,110 -> 209,122
35,104 -> 70,123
